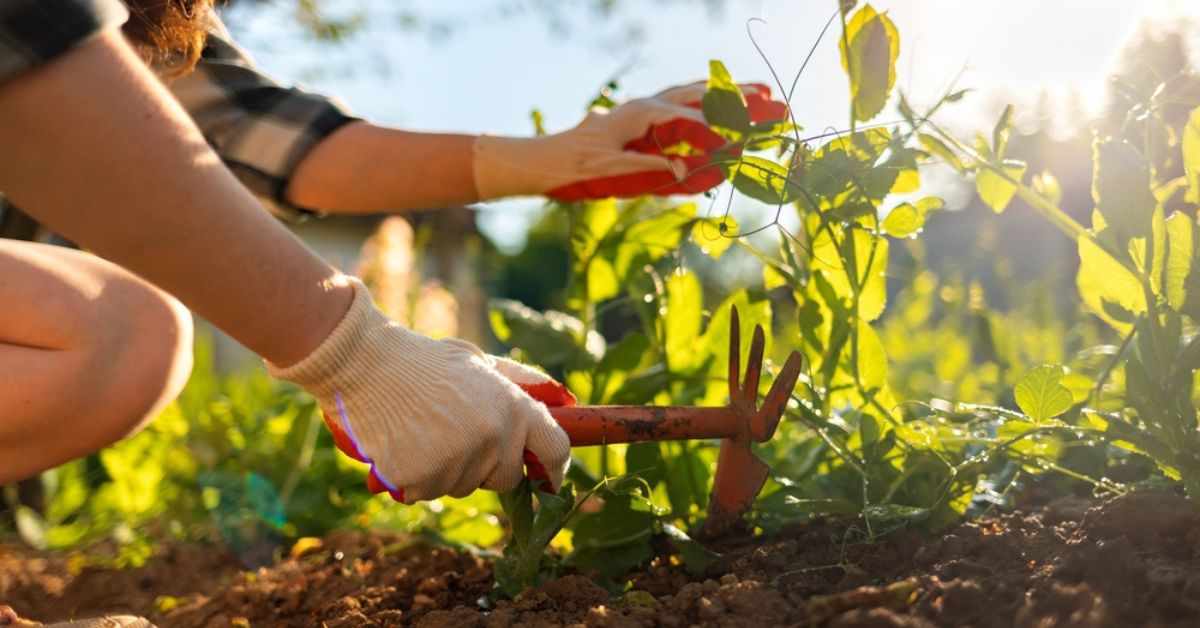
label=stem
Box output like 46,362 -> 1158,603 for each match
791,406 -> 869,477
1090,321 -> 1139,404
278,407 -> 322,507
1138,233 -> 1173,379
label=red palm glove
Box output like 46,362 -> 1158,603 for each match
472,82 -> 787,203
545,82 -> 789,201
322,355 -> 576,501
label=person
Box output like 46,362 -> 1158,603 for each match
0,0 -> 787,503
0,0 -> 787,624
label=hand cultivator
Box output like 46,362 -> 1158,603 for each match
548,306 -> 804,538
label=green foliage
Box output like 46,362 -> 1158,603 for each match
1093,138 -> 1156,245
880,197 -> 941,238
1184,107 -> 1200,204
703,60 -> 752,139
923,53 -> 1200,505
1014,365 -> 1073,422
493,480 -> 577,597
975,161 -> 1027,213
839,4 -> 899,123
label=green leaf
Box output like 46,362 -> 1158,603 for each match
839,4 -> 900,123
728,156 -> 800,205
587,257 -> 620,304
1183,106 -> 1200,203
1124,359 -> 1173,436
571,199 -> 621,303
806,128 -> 894,204
664,442 -> 712,515
592,333 -> 651,404
613,203 -> 698,282
665,271 -> 704,373
944,88 -> 970,102
1077,234 -> 1146,330
1014,364 -> 1074,422
763,263 -> 790,290
691,216 -> 738,259
812,226 -> 888,322
976,160 -> 1027,213
489,299 -> 604,368
702,60 -> 750,137
1093,138 -> 1156,244
573,199 -> 618,264
918,133 -> 967,173
1166,211 -> 1194,312
625,442 -> 666,487
854,322 -> 889,390
566,489 -> 657,578
498,481 -> 534,551
881,197 -> 941,238
701,290 -> 772,384
661,523 -> 717,575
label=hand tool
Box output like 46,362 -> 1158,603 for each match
547,305 -> 803,538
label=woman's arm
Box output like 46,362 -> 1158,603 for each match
0,29 -> 351,366
0,21 -> 574,501
286,122 -> 480,212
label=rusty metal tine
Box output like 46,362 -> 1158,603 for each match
743,324 -> 765,405
543,302 -> 809,540
702,440 -> 771,539
728,306 -> 741,402
753,350 -> 804,441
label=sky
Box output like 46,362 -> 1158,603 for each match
222,0 -> 1200,249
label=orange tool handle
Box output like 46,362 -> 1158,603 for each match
548,405 -> 743,446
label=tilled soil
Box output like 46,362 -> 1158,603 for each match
3,491 -> 1200,627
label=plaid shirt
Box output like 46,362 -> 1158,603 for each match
0,1 -> 359,241
0,0 -> 127,85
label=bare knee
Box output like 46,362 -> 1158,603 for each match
0,244 -> 195,482
82,277 -> 193,448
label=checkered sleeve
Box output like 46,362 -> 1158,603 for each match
170,19 -> 360,220
0,0 -> 128,86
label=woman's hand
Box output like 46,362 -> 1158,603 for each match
269,280 -> 573,503
472,81 -> 787,201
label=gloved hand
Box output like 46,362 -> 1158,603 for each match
472,81 -> 788,202
267,279 -> 573,503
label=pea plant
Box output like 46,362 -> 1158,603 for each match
918,60 -> 1200,501
485,0 -> 1126,590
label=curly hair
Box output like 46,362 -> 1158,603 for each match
121,0 -> 216,76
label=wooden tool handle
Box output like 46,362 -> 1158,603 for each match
548,406 -> 742,446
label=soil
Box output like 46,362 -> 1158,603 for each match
3,490 -> 1200,627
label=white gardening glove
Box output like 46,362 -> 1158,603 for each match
267,279 -> 572,503
472,82 -> 785,202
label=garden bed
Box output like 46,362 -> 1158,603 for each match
3,491 -> 1200,627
